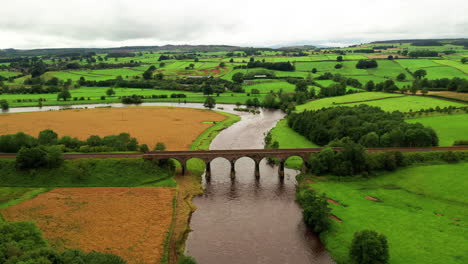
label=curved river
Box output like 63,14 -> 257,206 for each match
3,102 -> 333,264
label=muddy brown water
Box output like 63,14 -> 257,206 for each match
3,102 -> 333,263
185,108 -> 334,264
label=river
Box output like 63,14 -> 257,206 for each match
3,102 -> 333,264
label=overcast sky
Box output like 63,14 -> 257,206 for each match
0,0 -> 467,49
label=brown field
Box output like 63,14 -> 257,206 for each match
0,107 -> 225,150
365,53 -> 407,59
429,91 -> 468,101
1,187 -> 176,264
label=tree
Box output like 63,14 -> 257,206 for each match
0,99 -> 8,110
461,57 -> 468,64
396,73 -> 406,81
413,69 -> 427,79
155,73 -> 164,80
387,55 -> 394,60
232,72 -> 245,84
142,69 -> 153,80
38,129 -> 58,145
203,84 -> 214,95
350,230 -> 389,264
295,81 -> 308,92
337,55 -> 343,62
16,147 -> 48,169
139,144 -> 149,153
16,146 -> 63,170
364,81 -> 375,91
296,189 -> 331,233
421,87 -> 428,95
204,96 -> 216,110
311,68 -> 317,73
106,88 -> 115,96
154,142 -> 166,151
57,88 -> 71,101
219,62 -> 226,67
335,63 -> 343,69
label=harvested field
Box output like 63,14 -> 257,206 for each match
0,107 -> 226,150
428,91 -> 468,101
1,187 -> 176,264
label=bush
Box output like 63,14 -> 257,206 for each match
178,255 -> 198,264
139,144 -> 149,153
453,140 -> 468,146
16,146 -> 64,170
38,129 -> 58,145
349,230 -> 389,264
442,151 -> 459,163
0,132 -> 37,153
0,99 -> 8,110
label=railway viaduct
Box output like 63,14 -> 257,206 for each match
1,146 -> 467,177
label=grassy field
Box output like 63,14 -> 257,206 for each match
305,162 -> 468,264
407,114 -> 468,146
243,80 -> 296,93
269,118 -> 319,168
296,93 -> 465,112
0,86 -> 260,107
0,158 -> 176,187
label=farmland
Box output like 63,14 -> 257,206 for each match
0,39 -> 467,264
2,187 -> 176,264
406,114 -> 468,146
0,106 -> 227,150
302,162 -> 468,264
296,93 -> 465,112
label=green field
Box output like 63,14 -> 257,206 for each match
306,162 -> 468,264
296,93 -> 465,112
0,71 -> 22,78
407,114 -> 468,146
243,80 -> 296,93
0,158 -> 176,187
269,118 -> 319,168
0,86 -> 261,107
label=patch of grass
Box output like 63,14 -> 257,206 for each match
406,114 -> 468,146
0,187 -> 50,210
305,162 -> 468,264
296,93 -> 465,113
269,118 -> 319,168
0,158 -> 176,187
190,111 -> 240,151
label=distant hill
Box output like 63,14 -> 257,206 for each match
0,45 -> 244,57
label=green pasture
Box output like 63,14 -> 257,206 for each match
307,162 -> 468,264
243,80 -> 296,93
296,93 -> 465,112
406,114 -> 468,146
0,86 -> 261,107
0,71 -> 22,78
435,60 -> 468,74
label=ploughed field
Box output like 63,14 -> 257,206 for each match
0,106 -> 226,150
1,187 -> 175,264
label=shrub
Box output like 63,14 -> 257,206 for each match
38,129 -> 58,145
349,230 -> 389,264
453,140 -> 468,146
139,144 -> 149,153
16,147 -> 48,169
0,99 -> 8,110
442,151 -> 459,163
16,146 -> 64,170
178,255 -> 198,264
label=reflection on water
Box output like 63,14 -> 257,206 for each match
186,109 -> 334,264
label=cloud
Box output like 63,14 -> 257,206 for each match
0,0 -> 467,49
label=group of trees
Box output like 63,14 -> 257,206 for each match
0,221 -> 126,264
239,60 -> 295,71
288,105 -> 438,147
0,130 -> 144,154
356,59 -> 378,69
408,50 -> 439,57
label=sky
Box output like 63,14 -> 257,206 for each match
0,0 -> 467,49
